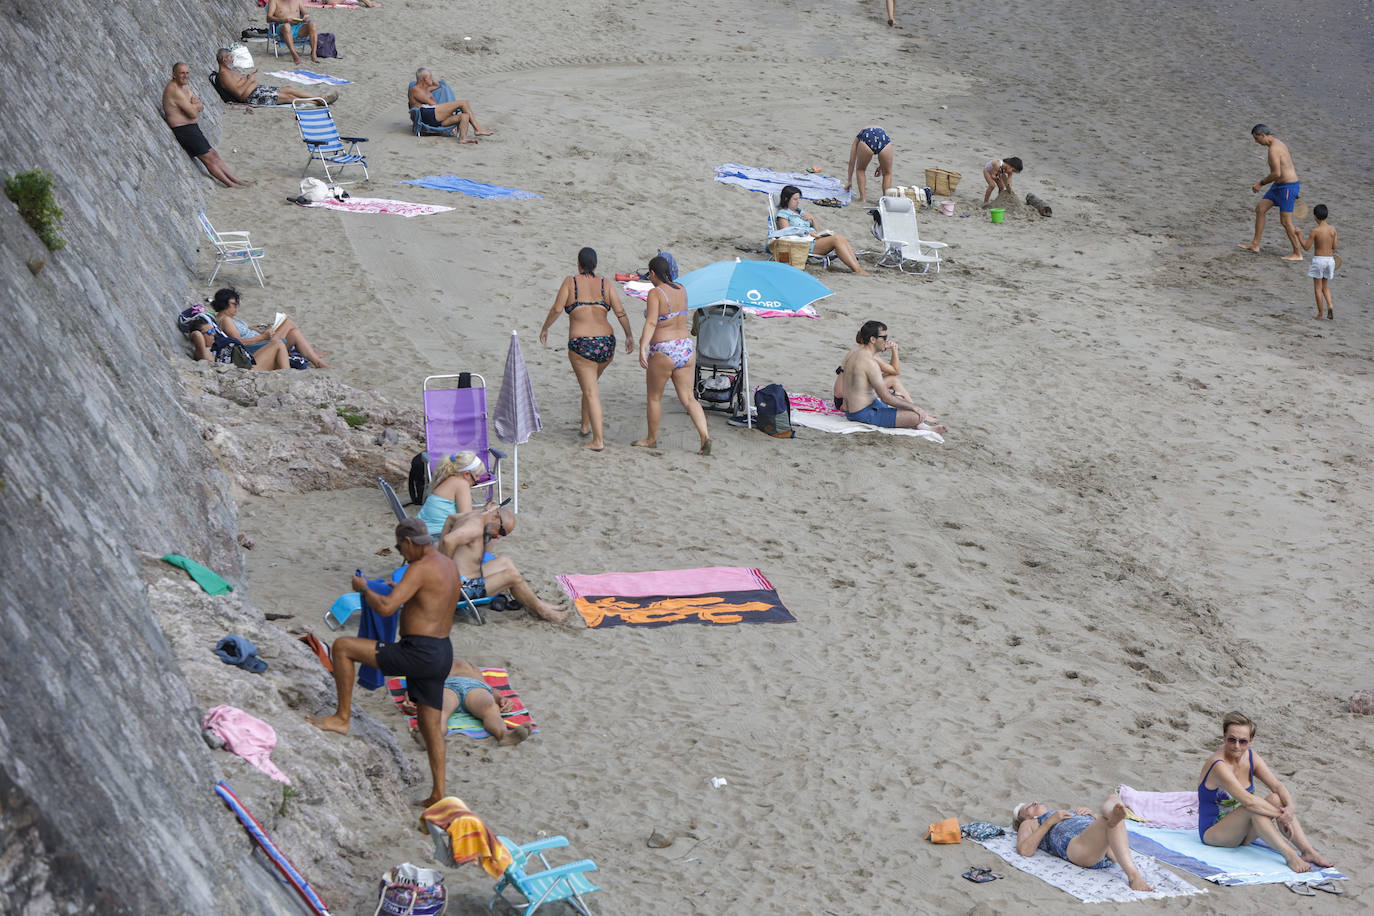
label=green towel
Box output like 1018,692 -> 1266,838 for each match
161,553 -> 234,596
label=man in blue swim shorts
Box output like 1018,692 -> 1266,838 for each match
1240,124 -> 1304,261
838,320 -> 946,432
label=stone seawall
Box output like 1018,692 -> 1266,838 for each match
0,1 -> 300,910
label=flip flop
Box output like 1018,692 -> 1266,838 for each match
1285,881 -> 1317,896
1312,879 -> 1345,895
962,866 -> 1002,883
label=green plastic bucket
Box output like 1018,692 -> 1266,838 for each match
989,208 -> 1005,224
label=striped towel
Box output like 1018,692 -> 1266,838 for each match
387,669 -> 537,738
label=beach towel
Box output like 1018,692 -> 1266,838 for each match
357,582 -> 398,690
555,566 -> 795,629
202,705 -> 291,784
214,634 -> 268,673
162,553 -> 233,595
397,175 -> 542,200
215,782 -> 332,915
421,797 -> 514,878
714,164 -> 853,207
785,393 -> 944,442
387,669 -> 537,738
1117,785 -> 1199,829
302,197 -> 454,217
305,0 -> 358,7
1126,823 -> 1347,887
263,70 -> 352,85
970,832 -> 1204,903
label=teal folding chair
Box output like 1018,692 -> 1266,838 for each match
292,99 -> 368,183
488,835 -> 599,915
269,21 -> 312,58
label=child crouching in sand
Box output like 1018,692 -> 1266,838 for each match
983,157 -> 1023,205
1300,204 -> 1337,320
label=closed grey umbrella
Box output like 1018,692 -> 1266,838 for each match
492,330 -> 541,512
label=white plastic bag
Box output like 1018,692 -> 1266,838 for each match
228,44 -> 254,70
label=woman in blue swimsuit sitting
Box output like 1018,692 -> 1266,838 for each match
1012,794 -> 1154,891
634,255 -> 710,455
1197,711 -> 1333,872
774,186 -> 868,275
416,451 -> 487,536
539,247 -> 634,451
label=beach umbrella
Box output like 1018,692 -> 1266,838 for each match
678,258 -> 833,315
492,330 -> 541,513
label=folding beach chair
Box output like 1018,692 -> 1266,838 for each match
407,79 -> 461,138
873,193 -> 947,274
377,476 -> 409,523
693,304 -> 748,418
427,821 -> 599,916
765,191 -> 834,269
293,99 -> 369,183
197,210 -> 266,287
422,373 -> 506,506
269,21 -> 312,58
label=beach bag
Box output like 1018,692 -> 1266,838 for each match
961,822 -> 1006,841
228,43 -> 254,70
177,302 -> 213,334
316,33 -> 338,58
375,863 -> 446,916
754,384 -> 793,438
300,178 -> 332,202
925,817 -> 961,844
223,339 -> 256,369
287,347 -> 310,370
407,451 -> 430,506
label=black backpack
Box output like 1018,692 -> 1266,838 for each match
754,384 -> 794,438
407,451 -> 430,506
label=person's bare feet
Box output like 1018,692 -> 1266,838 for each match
532,602 -> 569,623
854,267 -> 870,276
1285,853 -> 1314,874
1281,253 -> 1303,261
1303,850 -> 1335,868
1125,871 -> 1154,892
497,724 -> 531,746
307,713 -> 349,734
310,55 -> 320,64
1106,802 -> 1128,827
416,792 -> 444,808
632,438 -> 657,448
1238,242 -> 1260,252
460,137 -> 479,145
918,421 -> 948,434
474,129 -> 494,137
584,441 -> 604,452
699,438 -> 711,456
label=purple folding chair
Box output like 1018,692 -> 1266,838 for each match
422,373 -> 506,505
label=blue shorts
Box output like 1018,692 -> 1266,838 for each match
1263,181 -> 1300,213
857,126 -> 891,154
846,400 -> 898,427
443,675 -> 496,713
1038,814 -> 1111,869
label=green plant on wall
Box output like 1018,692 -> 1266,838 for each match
4,169 -> 66,251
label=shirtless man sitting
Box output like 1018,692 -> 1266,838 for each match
409,68 -> 492,144
266,0 -> 319,64
308,519 -> 459,807
839,320 -> 945,433
1239,124 -> 1303,261
833,324 -> 912,410
436,504 -> 569,623
215,48 -> 337,107
161,62 -> 246,189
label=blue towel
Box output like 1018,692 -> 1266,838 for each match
1127,824 -> 1347,886
214,635 -> 268,674
283,69 -> 351,85
356,576 -> 398,690
713,163 -> 853,206
397,175 -> 542,200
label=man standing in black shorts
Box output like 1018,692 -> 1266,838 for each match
161,62 -> 246,189
309,518 -> 460,806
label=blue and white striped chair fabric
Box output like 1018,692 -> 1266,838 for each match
292,100 -> 368,182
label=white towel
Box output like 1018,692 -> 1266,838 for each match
971,833 -> 1205,903
789,409 -> 944,443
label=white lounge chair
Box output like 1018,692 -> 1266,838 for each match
874,193 -> 947,274
764,191 -> 835,269
197,210 -> 265,287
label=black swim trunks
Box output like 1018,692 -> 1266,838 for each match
418,105 -> 462,129
374,635 -> 453,710
171,122 -> 212,158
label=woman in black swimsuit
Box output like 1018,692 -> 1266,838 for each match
539,247 -> 633,451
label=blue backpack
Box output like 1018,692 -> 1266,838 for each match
754,384 -> 793,438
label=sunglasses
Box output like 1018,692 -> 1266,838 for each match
1225,735 -> 1251,746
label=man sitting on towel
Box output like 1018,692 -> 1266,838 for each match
215,49 -> 338,107
436,504 -> 569,623
839,320 -> 946,433
408,68 -> 493,144
308,519 -> 458,807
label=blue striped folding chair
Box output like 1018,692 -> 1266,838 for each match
292,99 -> 368,183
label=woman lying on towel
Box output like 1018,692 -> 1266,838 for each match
1012,794 -> 1154,891
416,451 -> 488,536
211,287 -> 333,368
774,185 -> 868,275
1197,711 -> 1333,872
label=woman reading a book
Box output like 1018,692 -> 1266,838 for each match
212,287 -> 333,368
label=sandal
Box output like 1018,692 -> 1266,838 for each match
1285,881 -> 1317,896
962,865 -> 1002,883
1312,879 -> 1345,895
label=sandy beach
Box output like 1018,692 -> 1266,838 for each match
173,0 -> 1374,911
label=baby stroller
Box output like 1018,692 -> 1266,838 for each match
693,303 -> 747,419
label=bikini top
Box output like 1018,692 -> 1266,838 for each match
650,285 -> 687,322
564,276 -> 611,314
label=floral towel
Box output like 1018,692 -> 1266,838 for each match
971,832 -> 1204,903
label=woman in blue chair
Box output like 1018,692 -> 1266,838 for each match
212,287 -> 333,368
416,451 -> 488,536
539,247 -> 634,451
775,185 -> 868,275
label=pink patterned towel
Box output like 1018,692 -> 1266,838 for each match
1117,785 -> 1198,829
557,566 -> 773,600
202,705 -> 291,784
305,197 -> 454,218
787,392 -> 841,415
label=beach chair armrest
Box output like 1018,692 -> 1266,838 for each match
303,139 -> 332,147
534,859 -> 598,881
488,447 -> 507,463
341,136 -> 368,143
513,836 -> 570,854
216,230 -> 252,241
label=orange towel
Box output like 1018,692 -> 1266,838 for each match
420,797 -> 514,879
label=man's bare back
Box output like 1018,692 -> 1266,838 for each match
1267,138 -> 1298,185
840,345 -> 885,414
380,548 -> 461,637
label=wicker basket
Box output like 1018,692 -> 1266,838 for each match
771,237 -> 810,268
924,168 -> 962,197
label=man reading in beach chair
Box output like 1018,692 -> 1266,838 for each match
436,505 -> 569,623
215,49 -> 337,107
267,0 -> 319,64
308,519 -> 459,807
838,320 -> 946,433
409,68 -> 492,143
